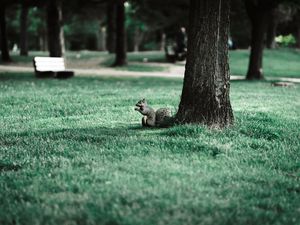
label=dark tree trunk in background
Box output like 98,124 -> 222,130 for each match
113,0 -> 127,66
0,5 -> 11,62
266,8 -> 277,49
295,10 -> 300,49
245,0 -> 276,80
46,0 -> 64,57
20,4 -> 29,56
106,1 -> 116,53
176,0 -> 234,128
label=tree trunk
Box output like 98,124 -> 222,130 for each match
97,25 -> 106,51
0,5 -> 11,62
297,25 -> 300,49
295,10 -> 300,49
106,1 -> 116,53
266,8 -> 277,49
20,4 -> 29,56
176,0 -> 234,128
160,32 -> 166,51
246,17 -> 267,79
113,0 -> 127,66
46,0 -> 64,57
245,0 -> 276,80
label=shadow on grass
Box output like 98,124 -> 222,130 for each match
0,161 -> 22,172
0,72 -> 36,81
0,72 -> 183,90
0,123 -> 225,163
160,111 -> 294,142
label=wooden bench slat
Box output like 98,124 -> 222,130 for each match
34,60 -> 64,64
35,62 -> 65,67
34,57 -> 66,72
33,57 -> 74,78
35,61 -> 65,64
34,57 -> 64,62
36,66 -> 65,72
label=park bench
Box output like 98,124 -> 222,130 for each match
33,57 -> 74,79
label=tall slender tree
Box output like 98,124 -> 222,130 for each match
245,0 -> 277,80
295,9 -> 300,48
106,1 -> 116,53
20,2 -> 29,56
46,0 -> 64,57
176,0 -> 234,128
0,3 -> 11,62
113,0 -> 127,66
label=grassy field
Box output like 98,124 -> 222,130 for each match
3,48 -> 300,77
0,72 -> 299,225
229,48 -> 300,78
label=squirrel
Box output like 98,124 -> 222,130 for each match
134,98 -> 173,127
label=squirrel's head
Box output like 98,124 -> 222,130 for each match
135,98 -> 147,112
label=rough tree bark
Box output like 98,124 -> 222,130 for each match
266,8 -> 278,49
106,1 -> 116,53
0,5 -> 11,62
46,0 -> 65,57
245,0 -> 276,80
20,3 -> 29,56
113,0 -> 127,66
176,0 -> 234,128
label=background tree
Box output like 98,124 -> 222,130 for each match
176,0 -> 234,128
245,0 -> 277,80
19,2 -> 29,56
113,0 -> 127,66
46,0 -> 64,57
106,1 -> 116,53
294,9 -> 300,48
0,0 -> 13,62
19,0 -> 44,55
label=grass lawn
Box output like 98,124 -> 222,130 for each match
7,51 -> 168,73
0,72 -> 299,225
229,48 -> 300,78
3,48 -> 300,78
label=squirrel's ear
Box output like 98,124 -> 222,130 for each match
142,98 -> 145,102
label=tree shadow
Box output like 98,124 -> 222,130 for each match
0,161 -> 22,172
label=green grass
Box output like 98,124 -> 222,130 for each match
0,72 -> 299,225
99,52 -> 167,72
229,48 -> 300,78
5,51 -> 167,72
3,48 -> 300,77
